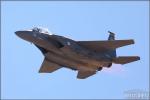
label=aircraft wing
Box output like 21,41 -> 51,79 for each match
77,39 -> 134,52
39,58 -> 61,73
77,70 -> 96,79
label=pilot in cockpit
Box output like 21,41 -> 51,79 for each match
32,27 -> 53,35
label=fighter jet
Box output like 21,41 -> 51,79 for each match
15,27 -> 140,79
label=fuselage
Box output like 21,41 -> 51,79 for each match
15,28 -> 112,71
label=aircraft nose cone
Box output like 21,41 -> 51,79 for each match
15,30 -> 35,42
15,30 -> 29,39
15,30 -> 29,40
15,31 -> 23,37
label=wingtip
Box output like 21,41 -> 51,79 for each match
131,39 -> 135,44
137,56 -> 140,60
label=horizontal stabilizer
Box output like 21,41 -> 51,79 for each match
113,56 -> 140,64
77,40 -> 134,52
77,70 -> 96,79
39,58 -> 61,73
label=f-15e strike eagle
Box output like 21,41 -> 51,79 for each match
15,27 -> 140,79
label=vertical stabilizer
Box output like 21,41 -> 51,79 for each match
108,31 -> 116,57
108,31 -> 115,40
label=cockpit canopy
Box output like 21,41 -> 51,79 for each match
32,27 -> 53,35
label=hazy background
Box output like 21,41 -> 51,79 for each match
1,1 -> 149,99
